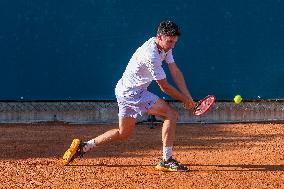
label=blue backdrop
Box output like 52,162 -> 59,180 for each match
0,0 -> 283,100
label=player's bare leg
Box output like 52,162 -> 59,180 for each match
63,117 -> 136,165
94,117 -> 136,145
148,99 -> 177,147
147,99 -> 189,172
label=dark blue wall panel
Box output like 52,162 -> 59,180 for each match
0,0 -> 283,100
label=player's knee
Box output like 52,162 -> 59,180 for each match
166,108 -> 178,121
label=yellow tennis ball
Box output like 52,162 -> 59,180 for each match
234,95 -> 242,104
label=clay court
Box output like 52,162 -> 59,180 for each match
0,122 -> 283,188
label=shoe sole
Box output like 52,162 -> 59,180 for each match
155,165 -> 189,172
62,139 -> 81,165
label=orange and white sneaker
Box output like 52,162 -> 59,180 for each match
155,157 -> 189,172
62,139 -> 86,165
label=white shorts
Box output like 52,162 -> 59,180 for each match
116,90 -> 159,118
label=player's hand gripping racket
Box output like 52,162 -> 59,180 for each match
193,95 -> 216,116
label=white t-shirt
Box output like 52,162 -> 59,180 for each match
115,37 -> 175,97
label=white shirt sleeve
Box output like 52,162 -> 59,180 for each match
165,49 -> 175,64
145,58 -> 166,81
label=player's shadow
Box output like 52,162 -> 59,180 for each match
191,164 -> 284,172
67,163 -> 284,172
68,163 -> 155,168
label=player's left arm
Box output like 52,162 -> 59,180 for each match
168,62 -> 194,102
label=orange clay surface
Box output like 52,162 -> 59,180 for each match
0,122 -> 283,189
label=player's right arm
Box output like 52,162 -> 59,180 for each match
156,79 -> 194,109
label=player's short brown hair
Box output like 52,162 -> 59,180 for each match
157,20 -> 181,36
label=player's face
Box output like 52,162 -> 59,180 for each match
160,35 -> 178,52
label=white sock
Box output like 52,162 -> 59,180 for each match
163,146 -> 173,161
83,139 -> 96,152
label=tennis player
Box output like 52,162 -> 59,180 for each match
63,20 -> 195,172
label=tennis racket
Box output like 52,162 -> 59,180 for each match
193,95 -> 216,116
